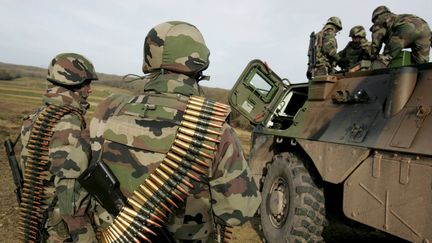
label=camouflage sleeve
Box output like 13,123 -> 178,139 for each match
209,124 -> 261,226
371,24 -> 387,56
322,30 -> 340,61
49,113 -> 94,234
336,44 -> 348,69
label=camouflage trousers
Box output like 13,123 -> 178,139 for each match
384,26 -> 431,64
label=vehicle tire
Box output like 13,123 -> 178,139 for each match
260,152 -> 326,243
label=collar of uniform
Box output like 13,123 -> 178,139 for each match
43,84 -> 88,112
143,72 -> 201,96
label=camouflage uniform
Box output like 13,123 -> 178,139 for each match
89,21 -> 261,242
370,6 -> 431,65
337,25 -> 372,70
19,53 -> 98,242
313,17 -> 343,77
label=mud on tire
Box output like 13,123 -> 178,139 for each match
260,152 -> 326,243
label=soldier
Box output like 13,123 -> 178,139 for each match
18,53 -> 98,242
370,5 -> 431,65
308,16 -> 343,78
86,21 -> 261,242
337,25 -> 372,70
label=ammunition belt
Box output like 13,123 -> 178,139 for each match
101,96 -> 232,243
18,104 -> 83,243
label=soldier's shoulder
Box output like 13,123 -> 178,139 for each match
93,93 -> 132,120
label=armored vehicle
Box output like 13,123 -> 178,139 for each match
229,56 -> 432,242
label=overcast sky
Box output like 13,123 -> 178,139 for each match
1,0 -> 431,89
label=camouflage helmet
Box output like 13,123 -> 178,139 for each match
326,16 -> 343,30
372,5 -> 390,22
349,25 -> 366,38
142,21 -> 210,75
47,53 -> 98,86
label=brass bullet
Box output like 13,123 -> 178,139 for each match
190,96 -> 230,109
105,227 -> 120,243
184,109 -> 226,123
163,158 -> 201,182
186,103 -> 227,117
176,133 -> 217,151
26,144 -> 49,152
26,148 -> 49,156
181,120 -> 222,135
174,139 -> 214,159
142,179 -> 178,208
155,168 -> 192,194
178,127 -> 220,143
171,145 -> 209,168
34,120 -> 56,128
127,197 -> 164,224
183,114 -> 223,128
25,158 -> 48,166
28,139 -> 49,147
188,99 -> 228,113
103,229 -> 115,243
114,219 -> 140,243
117,216 -> 152,243
138,184 -> 174,213
132,191 -> 166,218
167,152 -> 207,175
22,192 -> 45,201
111,222 -> 133,243
119,207 -> 162,231
30,134 -> 51,141
149,174 -> 184,202
159,165 -> 195,189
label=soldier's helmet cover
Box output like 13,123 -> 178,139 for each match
349,25 -> 366,38
47,53 -> 98,86
142,21 -> 210,75
372,5 -> 391,22
326,16 -> 343,30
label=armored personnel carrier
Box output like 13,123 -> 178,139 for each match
229,56 -> 432,242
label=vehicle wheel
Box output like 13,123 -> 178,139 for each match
260,152 -> 326,243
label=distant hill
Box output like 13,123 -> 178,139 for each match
0,61 -> 251,129
0,61 -> 122,82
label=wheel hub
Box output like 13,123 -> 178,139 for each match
268,177 -> 288,228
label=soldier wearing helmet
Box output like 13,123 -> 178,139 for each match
18,53 -> 98,241
337,25 -> 372,70
309,16 -> 343,78
88,21 -> 261,242
370,5 -> 431,65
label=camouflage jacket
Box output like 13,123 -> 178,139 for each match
371,13 -> 431,60
315,24 -> 340,68
20,85 -> 95,242
337,38 -> 371,70
89,72 -> 261,242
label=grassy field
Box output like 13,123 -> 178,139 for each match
0,77 -> 261,243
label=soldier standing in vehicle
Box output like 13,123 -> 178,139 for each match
370,5 -> 431,66
18,53 -> 98,242
86,21 -> 261,242
337,25 -> 372,71
307,17 -> 343,79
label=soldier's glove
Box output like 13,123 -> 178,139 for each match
377,54 -> 392,66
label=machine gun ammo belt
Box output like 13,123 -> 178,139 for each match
18,104 -> 83,243
100,96 -> 231,243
